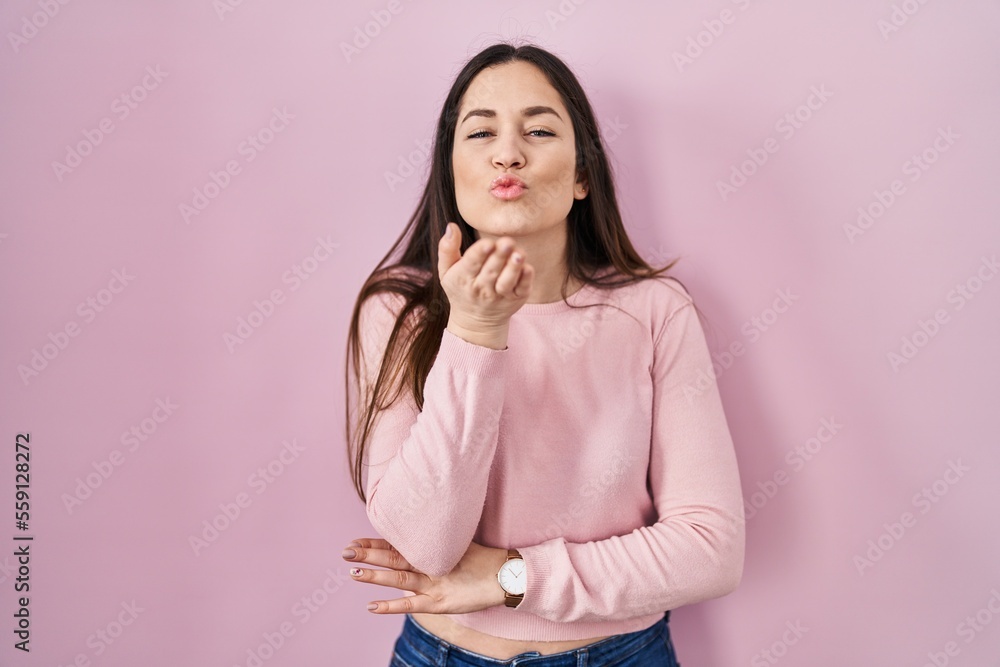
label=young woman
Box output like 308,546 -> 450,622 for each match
343,42 -> 744,666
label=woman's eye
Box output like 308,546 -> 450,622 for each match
466,129 -> 556,139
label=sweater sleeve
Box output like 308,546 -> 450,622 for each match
513,292 -> 745,623
353,291 -> 508,578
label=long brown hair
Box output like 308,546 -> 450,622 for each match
345,41 -> 696,503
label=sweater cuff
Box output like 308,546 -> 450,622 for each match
516,544 -> 552,615
438,327 -> 508,377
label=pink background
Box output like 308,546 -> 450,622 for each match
2,1 -> 999,665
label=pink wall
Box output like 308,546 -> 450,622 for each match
2,1 -> 998,665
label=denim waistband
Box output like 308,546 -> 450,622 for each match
398,610 -> 670,666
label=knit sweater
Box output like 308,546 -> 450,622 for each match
352,268 -> 745,642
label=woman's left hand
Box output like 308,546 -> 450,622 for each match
342,537 -> 509,614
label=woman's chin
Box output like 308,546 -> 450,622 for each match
468,214 -> 543,238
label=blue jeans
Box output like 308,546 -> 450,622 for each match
389,611 -> 680,666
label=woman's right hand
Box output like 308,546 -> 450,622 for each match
437,222 -> 534,349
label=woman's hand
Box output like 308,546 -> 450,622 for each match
342,537 -> 510,614
438,222 -> 534,349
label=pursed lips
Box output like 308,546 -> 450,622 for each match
489,174 -> 527,190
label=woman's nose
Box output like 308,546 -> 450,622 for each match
492,135 -> 525,169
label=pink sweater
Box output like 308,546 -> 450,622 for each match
353,270 -> 745,642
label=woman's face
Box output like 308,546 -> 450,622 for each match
451,60 -> 587,240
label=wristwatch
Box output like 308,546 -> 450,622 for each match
497,548 -> 526,608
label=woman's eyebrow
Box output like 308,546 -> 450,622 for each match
459,106 -> 563,125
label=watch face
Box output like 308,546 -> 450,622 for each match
498,558 -> 526,595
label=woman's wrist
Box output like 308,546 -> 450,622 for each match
487,546 -> 512,607
447,318 -> 509,350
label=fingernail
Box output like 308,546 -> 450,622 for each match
512,253 -> 523,263
367,602 -> 378,611
350,567 -> 363,577
348,540 -> 361,548
342,549 -> 356,559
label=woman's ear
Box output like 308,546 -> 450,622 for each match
574,173 -> 589,200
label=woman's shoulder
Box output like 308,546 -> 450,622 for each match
590,268 -> 694,316
641,272 -> 693,301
